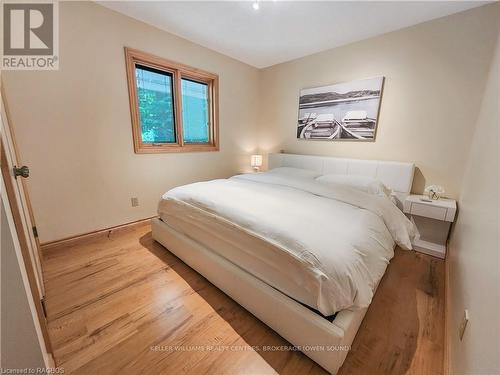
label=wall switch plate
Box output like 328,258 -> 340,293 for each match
131,197 -> 139,207
459,309 -> 469,341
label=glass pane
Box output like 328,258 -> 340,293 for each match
181,79 -> 209,143
135,65 -> 175,143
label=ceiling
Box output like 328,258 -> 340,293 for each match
98,1 -> 488,68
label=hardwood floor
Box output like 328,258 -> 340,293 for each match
42,222 -> 444,374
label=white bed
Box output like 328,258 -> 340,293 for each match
152,153 -> 415,374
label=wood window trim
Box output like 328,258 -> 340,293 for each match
125,47 -> 219,154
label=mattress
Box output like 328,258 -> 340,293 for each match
159,199 -> 345,317
157,172 -> 417,316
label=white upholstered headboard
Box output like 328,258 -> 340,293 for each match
268,153 -> 414,196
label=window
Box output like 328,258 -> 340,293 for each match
181,78 -> 209,143
125,48 -> 219,153
136,65 -> 176,143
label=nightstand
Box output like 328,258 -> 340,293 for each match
403,195 -> 457,259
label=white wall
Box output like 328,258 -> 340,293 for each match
1,1 -> 260,243
257,4 -> 500,198
446,31 -> 499,375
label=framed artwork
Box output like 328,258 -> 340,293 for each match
297,77 -> 384,141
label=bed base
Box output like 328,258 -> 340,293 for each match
152,218 -> 368,374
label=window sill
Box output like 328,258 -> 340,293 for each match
134,144 -> 219,154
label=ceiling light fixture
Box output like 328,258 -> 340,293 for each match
252,1 -> 259,10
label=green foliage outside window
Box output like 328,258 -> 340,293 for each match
136,66 -> 175,143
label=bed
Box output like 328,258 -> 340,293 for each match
152,153 -> 415,374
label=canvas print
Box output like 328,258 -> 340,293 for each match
297,77 -> 384,141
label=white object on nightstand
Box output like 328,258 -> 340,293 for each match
403,195 -> 457,259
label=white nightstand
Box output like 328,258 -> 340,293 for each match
403,195 -> 457,259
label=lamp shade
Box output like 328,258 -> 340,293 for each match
250,154 -> 263,168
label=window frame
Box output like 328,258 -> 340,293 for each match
125,47 -> 219,153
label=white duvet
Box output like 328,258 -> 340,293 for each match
161,172 -> 417,315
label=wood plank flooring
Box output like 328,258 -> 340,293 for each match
42,222 -> 444,374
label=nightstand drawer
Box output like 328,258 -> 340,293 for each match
410,202 -> 447,220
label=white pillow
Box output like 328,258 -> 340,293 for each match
267,167 -> 321,179
316,174 -> 392,197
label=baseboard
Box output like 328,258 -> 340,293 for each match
40,216 -> 156,251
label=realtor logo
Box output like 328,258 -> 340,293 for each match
1,1 -> 59,70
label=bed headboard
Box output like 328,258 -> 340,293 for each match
268,153 -> 414,195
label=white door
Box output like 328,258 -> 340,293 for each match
1,183 -> 48,368
0,89 -> 46,306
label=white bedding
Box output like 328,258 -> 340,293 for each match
158,172 -> 417,315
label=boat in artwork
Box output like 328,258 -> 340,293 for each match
340,110 -> 376,139
299,114 -> 341,139
299,110 -> 377,140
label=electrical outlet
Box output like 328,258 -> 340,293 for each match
459,309 -> 469,341
131,197 -> 139,207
